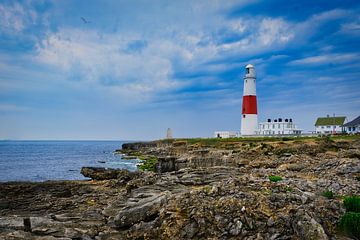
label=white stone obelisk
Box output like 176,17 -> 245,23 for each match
166,128 -> 173,139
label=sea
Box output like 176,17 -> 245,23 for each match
0,140 -> 141,182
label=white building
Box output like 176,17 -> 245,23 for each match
343,116 -> 360,134
315,116 -> 346,134
258,118 -> 302,135
214,131 -> 238,138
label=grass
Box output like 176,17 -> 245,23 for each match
322,190 -> 335,199
268,175 -> 283,182
343,196 -> 360,213
338,212 -> 360,239
167,135 -> 360,147
249,142 -> 257,148
338,195 -> 360,239
137,155 -> 158,172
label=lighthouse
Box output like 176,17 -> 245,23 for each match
241,64 -> 258,135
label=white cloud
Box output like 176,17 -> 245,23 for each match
341,17 -> 360,35
35,28 -> 187,100
31,4 -> 355,105
34,15 -> 296,100
288,53 -> 359,66
310,9 -> 349,22
218,17 -> 294,57
258,18 -> 294,45
0,2 -> 37,34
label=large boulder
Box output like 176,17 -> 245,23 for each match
81,167 -> 138,180
292,209 -> 329,240
114,192 -> 168,228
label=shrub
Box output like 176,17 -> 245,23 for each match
249,142 -> 257,148
269,175 -> 283,182
344,196 -> 360,213
322,190 -> 334,199
338,212 -> 360,239
260,143 -> 268,149
137,156 -> 158,172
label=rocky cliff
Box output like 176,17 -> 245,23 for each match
0,137 -> 359,239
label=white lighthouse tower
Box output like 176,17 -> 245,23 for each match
241,64 -> 258,135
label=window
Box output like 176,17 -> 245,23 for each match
278,124 -> 280,128
243,115 -> 246,118
273,124 -> 275,129
246,68 -> 250,74
353,127 -> 356,131
321,126 -> 324,129
349,127 -> 352,131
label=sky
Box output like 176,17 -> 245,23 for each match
0,0 -> 359,140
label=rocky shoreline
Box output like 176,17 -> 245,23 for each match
1,137 -> 359,239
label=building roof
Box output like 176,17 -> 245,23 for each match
246,64 -> 254,68
343,116 -> 360,127
315,116 -> 346,126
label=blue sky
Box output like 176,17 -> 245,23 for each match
0,0 -> 359,140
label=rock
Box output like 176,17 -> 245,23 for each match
229,219 -> 243,235
114,192 -> 168,228
293,210 -> 328,240
0,200 -> 10,209
0,217 -> 24,230
122,155 -> 139,160
286,163 -> 306,171
80,167 -> 139,180
180,222 -> 198,238
1,138 -> 360,239
267,217 -> 275,227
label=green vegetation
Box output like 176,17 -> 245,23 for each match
329,135 -> 360,141
356,176 -> 360,181
338,195 -> 360,239
338,212 -> 360,239
137,156 -> 158,172
322,190 -> 334,199
260,143 -> 268,149
315,116 -> 346,126
284,186 -> 293,192
268,175 -> 283,182
117,149 -> 143,156
168,135 -> 360,146
249,142 -> 257,148
343,196 -> 360,213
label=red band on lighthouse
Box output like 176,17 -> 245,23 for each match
242,95 -> 257,114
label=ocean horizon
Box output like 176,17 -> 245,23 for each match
0,140 -> 141,182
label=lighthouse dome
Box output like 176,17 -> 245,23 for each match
245,64 -> 256,77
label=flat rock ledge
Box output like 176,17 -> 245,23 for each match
80,167 -> 141,181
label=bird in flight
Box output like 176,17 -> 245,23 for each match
81,17 -> 91,24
